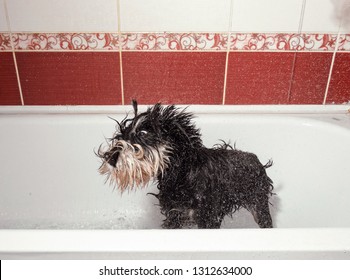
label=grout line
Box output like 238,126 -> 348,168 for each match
1,49 -> 342,53
222,48 -> 230,105
117,0 -> 125,105
286,52 -> 298,104
298,0 -> 306,34
222,0 -> 234,105
11,53 -> 24,105
3,0 -> 24,106
286,0 -> 306,104
323,21 -> 343,105
10,50 -> 24,103
118,49 -> 125,105
0,49 -> 342,53
1,30 -> 344,35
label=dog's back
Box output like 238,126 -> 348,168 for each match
200,146 -> 273,209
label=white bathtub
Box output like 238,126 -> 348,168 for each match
0,105 -> 350,259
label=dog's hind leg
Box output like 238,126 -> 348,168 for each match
249,198 -> 273,228
196,210 -> 225,229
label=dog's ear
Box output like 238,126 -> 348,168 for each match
132,99 -> 138,116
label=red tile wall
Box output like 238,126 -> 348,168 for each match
327,53 -> 350,104
122,52 -> 226,105
1,35 -> 350,106
15,52 -> 122,105
289,53 -> 333,104
225,52 -> 295,104
0,52 -> 21,105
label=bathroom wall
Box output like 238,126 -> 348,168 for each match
0,0 -> 349,105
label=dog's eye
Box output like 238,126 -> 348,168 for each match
138,130 -> 148,136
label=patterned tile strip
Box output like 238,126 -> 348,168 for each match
0,33 -> 12,50
120,33 -> 228,51
12,33 -> 119,51
230,33 -> 339,51
0,32 -> 349,51
338,34 -> 350,51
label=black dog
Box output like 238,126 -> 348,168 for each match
97,100 -> 274,229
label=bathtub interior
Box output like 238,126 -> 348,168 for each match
1,107 -> 350,230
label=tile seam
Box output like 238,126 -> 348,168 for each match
3,31 -> 344,35
287,0 -> 306,104
222,0 -> 234,105
117,0 -> 124,105
2,49 -> 344,53
3,0 -> 24,106
323,26 -> 342,104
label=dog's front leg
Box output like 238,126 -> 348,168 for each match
162,209 -> 185,229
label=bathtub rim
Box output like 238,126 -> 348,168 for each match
0,104 -> 349,115
0,228 -> 350,258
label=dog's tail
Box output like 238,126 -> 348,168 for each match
264,159 -> 273,169
263,159 -> 275,197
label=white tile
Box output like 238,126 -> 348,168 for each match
302,0 -> 341,33
0,1 -> 8,31
333,0 -> 350,33
7,0 -> 118,32
231,0 -> 304,32
120,0 -> 231,32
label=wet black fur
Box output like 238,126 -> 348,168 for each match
100,100 -> 274,229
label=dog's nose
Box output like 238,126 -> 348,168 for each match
107,154 -> 118,167
105,147 -> 120,167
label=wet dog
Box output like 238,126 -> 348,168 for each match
97,100 -> 274,229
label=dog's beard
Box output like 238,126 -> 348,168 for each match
99,140 -> 171,191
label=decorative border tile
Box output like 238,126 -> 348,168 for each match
120,33 -> 228,51
12,33 -> 119,51
0,33 -> 12,50
338,34 -> 350,51
230,33 -> 339,51
0,32 -> 349,51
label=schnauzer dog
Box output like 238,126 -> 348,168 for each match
97,100 -> 274,229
